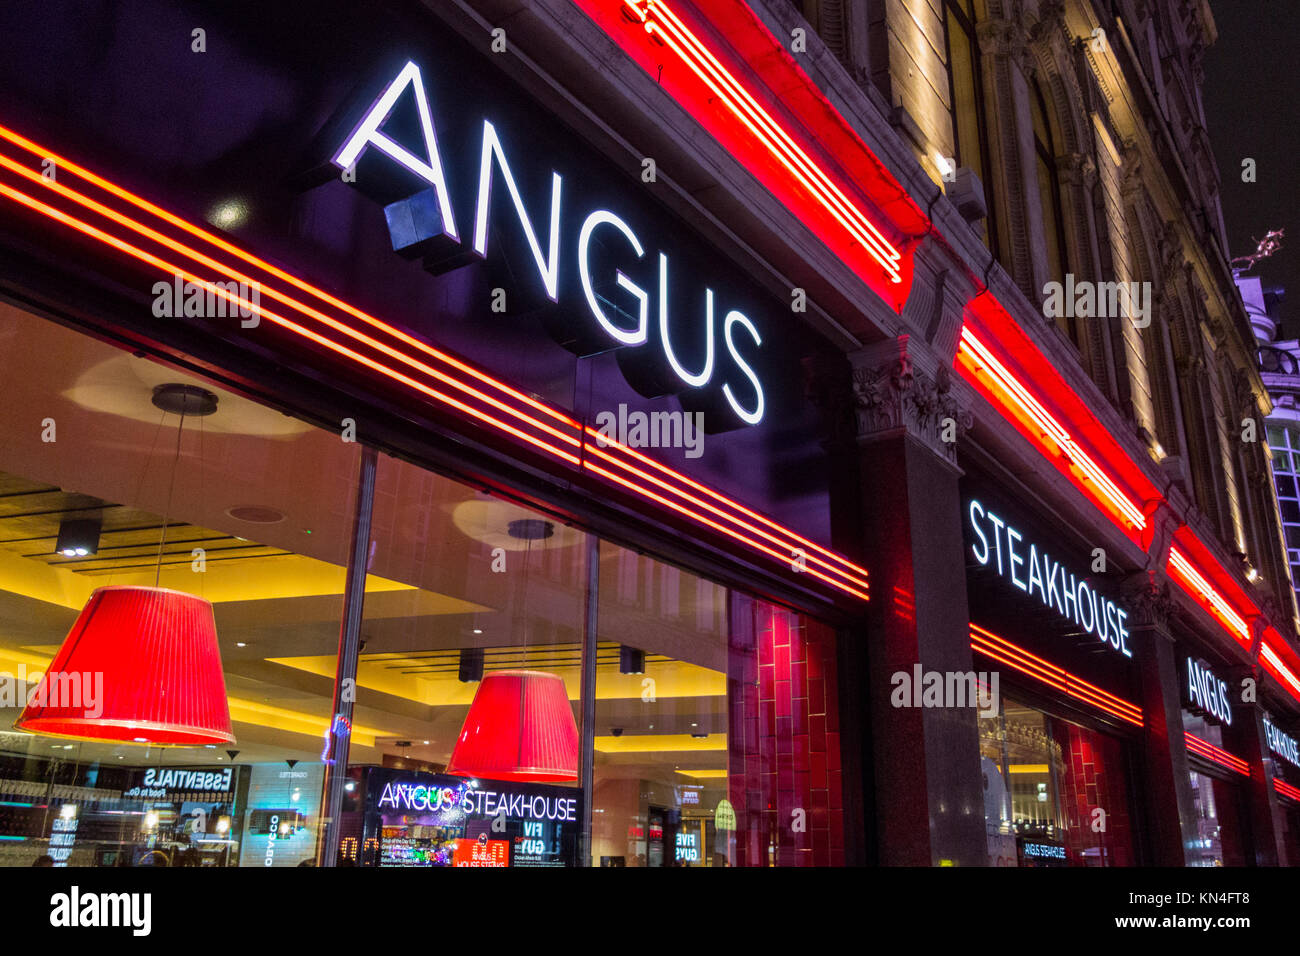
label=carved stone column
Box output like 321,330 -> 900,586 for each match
977,14 -> 1040,299
850,337 -> 971,470
829,331 -> 984,865
1228,610 -> 1291,866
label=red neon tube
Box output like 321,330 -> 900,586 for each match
970,623 -> 1143,727
0,125 -> 870,602
1183,732 -> 1250,777
1275,778 -> 1300,803
572,0 -> 920,310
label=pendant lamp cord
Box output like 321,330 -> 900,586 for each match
155,407 -> 186,587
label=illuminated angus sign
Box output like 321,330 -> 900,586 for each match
1183,656 -> 1232,727
326,56 -> 771,431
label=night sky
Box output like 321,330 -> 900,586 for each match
1203,0 -> 1297,333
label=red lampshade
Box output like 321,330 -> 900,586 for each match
16,585 -> 235,746
447,669 -> 578,782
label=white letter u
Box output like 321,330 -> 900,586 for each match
658,253 -> 714,388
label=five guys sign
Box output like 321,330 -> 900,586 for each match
326,58 -> 771,431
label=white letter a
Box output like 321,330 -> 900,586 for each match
333,60 -> 458,241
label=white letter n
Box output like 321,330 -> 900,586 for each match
473,119 -> 562,302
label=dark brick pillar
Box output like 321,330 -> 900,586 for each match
1236,699 -> 1288,866
1123,570 -> 1198,865
842,335 -> 986,866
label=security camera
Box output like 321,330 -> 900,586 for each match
611,728 -> 623,737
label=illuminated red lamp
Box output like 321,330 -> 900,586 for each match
447,670 -> 579,782
15,586 -> 235,746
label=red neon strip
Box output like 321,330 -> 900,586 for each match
0,126 -> 870,602
574,0 -> 918,312
0,179 -> 587,469
958,328 -> 1146,531
0,124 -> 581,437
623,0 -> 902,282
1275,778 -> 1300,803
1167,548 -> 1250,648
581,425 -> 869,582
1260,643 -> 1300,699
585,457 -> 868,599
0,152 -> 586,455
584,436 -> 868,591
970,623 -> 1143,727
970,624 -> 1142,724
1183,732 -> 1250,777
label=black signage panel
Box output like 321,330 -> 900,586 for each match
351,767 -> 580,867
0,0 -> 842,550
960,475 -> 1140,708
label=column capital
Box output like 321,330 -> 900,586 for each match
977,18 -> 1034,75
1121,569 -> 1178,632
847,336 -> 970,468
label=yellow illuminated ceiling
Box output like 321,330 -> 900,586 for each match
595,734 -> 726,753
267,652 -> 726,706
226,699 -> 396,749
0,546 -> 426,611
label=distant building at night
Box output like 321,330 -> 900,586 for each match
1244,275 -> 1300,613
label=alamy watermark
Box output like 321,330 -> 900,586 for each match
152,273 -> 260,328
890,664 -> 999,718
1042,275 -> 1151,329
49,887 -> 151,936
0,666 -> 102,717
594,403 -> 704,459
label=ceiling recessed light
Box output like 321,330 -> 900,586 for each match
235,642 -> 247,648
472,628 -> 483,635
208,197 -> 250,229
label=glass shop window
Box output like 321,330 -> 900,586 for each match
980,695 -> 1136,866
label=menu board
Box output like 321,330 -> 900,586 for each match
453,838 -> 509,867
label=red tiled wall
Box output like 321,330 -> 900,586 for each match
1054,721 -> 1135,866
728,596 -> 843,866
